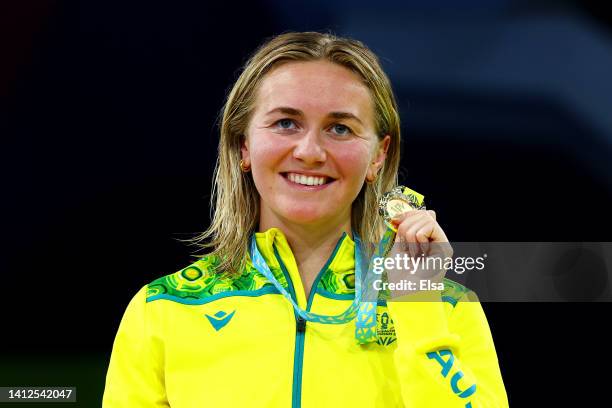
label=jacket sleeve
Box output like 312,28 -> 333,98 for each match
102,285 -> 170,407
386,290 -> 509,407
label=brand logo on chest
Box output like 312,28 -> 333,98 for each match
204,310 -> 236,331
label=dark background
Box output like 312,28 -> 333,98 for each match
2,1 -> 611,406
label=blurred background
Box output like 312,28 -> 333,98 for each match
1,0 -> 611,406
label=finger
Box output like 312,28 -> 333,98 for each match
393,224 -> 411,259
392,208 -> 428,219
404,217 -> 434,257
394,211 -> 429,242
426,224 -> 453,258
390,209 -> 420,229
429,222 -> 450,244
391,208 -> 430,223
397,215 -> 431,259
390,211 -> 409,229
415,223 -> 435,256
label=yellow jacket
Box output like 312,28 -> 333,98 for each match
103,227 -> 508,407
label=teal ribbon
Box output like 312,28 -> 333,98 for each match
249,231 -> 397,344
249,234 -> 362,323
354,226 -> 398,344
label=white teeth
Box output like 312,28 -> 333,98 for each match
287,173 -> 327,186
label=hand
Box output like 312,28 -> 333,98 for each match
385,209 -> 454,298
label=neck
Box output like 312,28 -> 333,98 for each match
259,212 -> 352,298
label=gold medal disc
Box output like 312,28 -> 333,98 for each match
378,186 -> 426,231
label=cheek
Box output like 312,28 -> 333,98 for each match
333,143 -> 371,179
249,133 -> 285,166
248,132 -> 290,186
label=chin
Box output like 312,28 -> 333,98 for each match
281,208 -> 331,225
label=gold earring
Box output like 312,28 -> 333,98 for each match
366,166 -> 379,184
240,159 -> 250,172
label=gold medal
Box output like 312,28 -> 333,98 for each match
378,185 -> 426,232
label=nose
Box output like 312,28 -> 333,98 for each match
292,130 -> 326,164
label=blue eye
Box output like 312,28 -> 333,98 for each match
276,119 -> 296,129
331,124 -> 352,136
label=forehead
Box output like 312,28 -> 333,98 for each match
255,60 -> 374,124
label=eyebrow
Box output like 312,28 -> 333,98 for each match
265,106 -> 364,126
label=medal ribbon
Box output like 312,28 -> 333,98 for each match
355,186 -> 427,344
249,234 -> 364,327
249,185 -> 424,345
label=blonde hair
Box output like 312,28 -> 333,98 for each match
189,31 -> 401,277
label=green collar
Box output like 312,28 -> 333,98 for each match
252,228 -> 357,308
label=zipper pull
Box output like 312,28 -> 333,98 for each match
296,316 -> 306,333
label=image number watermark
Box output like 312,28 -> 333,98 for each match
0,387 -> 76,402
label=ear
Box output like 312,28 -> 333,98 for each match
240,134 -> 250,164
367,134 -> 391,182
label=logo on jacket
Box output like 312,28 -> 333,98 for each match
205,310 -> 236,331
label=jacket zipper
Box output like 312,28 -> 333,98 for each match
293,315 -> 306,408
273,246 -> 304,408
273,233 -> 346,408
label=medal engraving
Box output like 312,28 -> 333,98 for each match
379,185 -> 426,231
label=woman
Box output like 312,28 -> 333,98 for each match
103,32 -> 508,407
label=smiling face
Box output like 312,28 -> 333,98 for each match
242,60 -> 390,230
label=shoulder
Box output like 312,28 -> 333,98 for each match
144,254 -> 276,305
441,278 -> 476,308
